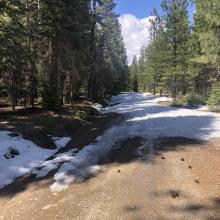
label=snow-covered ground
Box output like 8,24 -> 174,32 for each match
1,93 -> 220,191
0,132 -> 70,189
50,93 -> 220,192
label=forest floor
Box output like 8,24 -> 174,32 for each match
0,93 -> 220,220
0,102 -> 119,150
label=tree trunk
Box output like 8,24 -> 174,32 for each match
182,71 -> 186,95
88,0 -> 97,100
153,83 -> 156,95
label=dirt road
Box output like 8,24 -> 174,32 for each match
0,137 -> 219,220
1,93 -> 220,219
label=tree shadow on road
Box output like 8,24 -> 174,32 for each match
150,189 -> 220,220
0,114 -> 219,200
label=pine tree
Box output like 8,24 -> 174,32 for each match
23,0 -> 39,107
130,56 -> 139,92
161,0 -> 191,99
39,0 -> 91,109
0,0 -> 26,109
138,47 -> 147,92
147,12 -> 168,95
138,10 -> 169,95
190,0 -> 220,99
126,0 -> 219,107
0,0 -> 130,109
207,83 -> 220,111
193,0 -> 220,68
88,0 -> 128,100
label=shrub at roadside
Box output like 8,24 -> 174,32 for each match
207,84 -> 220,112
173,93 -> 205,107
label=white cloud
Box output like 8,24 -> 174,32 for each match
119,14 -> 153,64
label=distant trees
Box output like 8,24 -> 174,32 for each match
0,0 -> 129,109
133,0 -> 220,107
129,56 -> 139,92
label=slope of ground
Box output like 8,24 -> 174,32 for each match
0,93 -> 219,220
0,103 -> 118,150
0,137 -> 219,220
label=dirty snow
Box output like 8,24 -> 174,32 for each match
0,131 -> 71,189
50,93 -> 220,192
196,105 -> 210,111
1,93 -> 219,191
0,131 -> 54,189
150,96 -> 173,103
51,136 -> 71,149
35,149 -> 78,178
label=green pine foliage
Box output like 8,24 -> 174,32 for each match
174,93 -> 205,106
1,0 -> 219,112
133,0 -> 220,111
207,84 -> 220,111
0,0 -> 129,110
129,56 -> 139,92
193,0 -> 220,66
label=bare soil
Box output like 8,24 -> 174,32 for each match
0,137 -> 219,220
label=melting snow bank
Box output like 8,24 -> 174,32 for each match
0,131 -> 71,189
0,131 -> 54,189
51,165 -> 100,192
1,93 -> 219,192
50,93 -> 220,192
149,96 -> 173,103
196,105 -> 210,111
35,149 -> 78,178
51,136 -> 71,149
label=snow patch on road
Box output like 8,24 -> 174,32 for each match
1,93 -> 219,191
35,149 -> 78,178
51,165 -> 100,192
50,93 -> 220,192
149,96 -> 173,103
196,105 -> 210,111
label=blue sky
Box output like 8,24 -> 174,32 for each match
115,0 -> 194,19
115,0 -> 163,18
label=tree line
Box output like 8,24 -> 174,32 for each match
0,0 -> 129,110
130,0 -> 220,108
